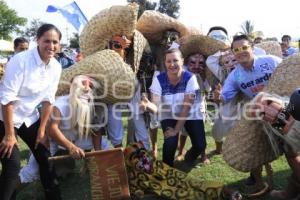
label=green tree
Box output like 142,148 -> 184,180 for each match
240,20 -> 254,37
23,19 -> 45,40
127,0 -> 157,18
69,33 -> 79,48
0,0 -> 27,40
157,0 -> 180,19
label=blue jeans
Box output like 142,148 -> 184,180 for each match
161,119 -> 206,166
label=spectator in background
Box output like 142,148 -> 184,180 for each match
281,35 -> 298,58
253,37 -> 263,44
7,37 -> 29,61
75,48 -> 83,62
14,37 -> 29,53
55,48 -> 75,69
207,26 -> 231,46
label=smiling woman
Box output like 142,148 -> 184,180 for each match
0,23 -> 62,200
36,24 -> 62,64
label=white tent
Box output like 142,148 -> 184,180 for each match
0,39 -> 14,52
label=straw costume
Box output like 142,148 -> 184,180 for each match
56,4 -> 147,104
137,10 -> 201,71
222,53 -> 300,197
124,142 -> 241,200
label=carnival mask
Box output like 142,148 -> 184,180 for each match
187,54 -> 206,75
109,35 -> 132,59
124,142 -> 153,174
161,30 -> 180,49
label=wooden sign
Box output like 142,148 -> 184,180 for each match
86,148 -> 131,200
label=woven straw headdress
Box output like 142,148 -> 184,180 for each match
223,53 -> 300,172
80,4 -> 138,57
180,35 -> 229,59
255,41 -> 282,58
56,50 -> 136,104
79,4 -> 147,72
137,10 -> 192,44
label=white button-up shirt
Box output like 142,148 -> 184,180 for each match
0,47 -> 62,128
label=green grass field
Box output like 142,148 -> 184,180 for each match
6,117 -> 291,200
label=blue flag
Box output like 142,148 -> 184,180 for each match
46,1 -> 88,31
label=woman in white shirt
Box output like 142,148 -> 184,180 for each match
141,48 -> 207,167
0,24 -> 62,200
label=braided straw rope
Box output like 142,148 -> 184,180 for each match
223,53 -> 300,172
56,50 -> 135,104
79,3 -> 139,57
130,30 -> 147,72
255,41 -> 282,58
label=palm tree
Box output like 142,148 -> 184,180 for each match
240,20 -> 254,36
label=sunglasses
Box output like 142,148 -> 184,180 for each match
111,41 -> 123,50
233,45 -> 251,54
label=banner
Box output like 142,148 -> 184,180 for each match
86,148 -> 131,200
46,1 -> 88,31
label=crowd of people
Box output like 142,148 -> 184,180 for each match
0,4 -> 299,200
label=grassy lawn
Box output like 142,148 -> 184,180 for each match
6,116 -> 290,200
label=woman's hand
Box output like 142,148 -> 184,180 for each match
164,127 -> 179,138
35,128 -> 49,149
68,144 -> 85,159
213,83 -> 222,103
140,95 -> 150,112
0,133 -> 17,158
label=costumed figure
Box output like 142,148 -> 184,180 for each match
56,4 -> 149,150
19,75 -> 103,183
222,53 -> 300,198
124,141 -> 242,200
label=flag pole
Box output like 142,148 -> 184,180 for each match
73,1 -> 88,22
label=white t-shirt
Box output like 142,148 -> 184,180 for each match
51,95 -> 93,152
150,70 -> 204,120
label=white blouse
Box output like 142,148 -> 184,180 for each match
0,47 -> 62,128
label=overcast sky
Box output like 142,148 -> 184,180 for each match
5,0 -> 300,44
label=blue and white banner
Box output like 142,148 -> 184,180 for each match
46,1 -> 88,31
